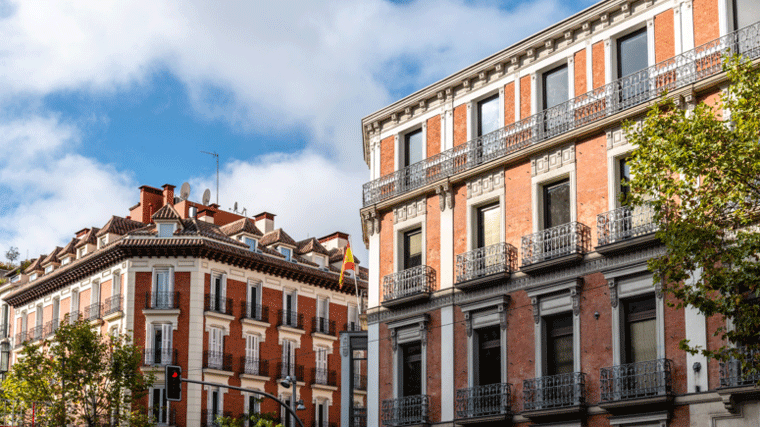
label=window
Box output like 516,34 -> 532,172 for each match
348,305 -> 359,331
477,94 -> 500,137
78,247 -> 86,259
246,394 -> 261,422
316,400 -> 329,427
10,275 -> 19,283
618,28 -> 649,103
546,314 -> 574,375
61,257 -> 70,266
44,265 -> 53,274
244,237 -> 258,251
0,305 -> 8,337
475,326 -> 501,385
151,387 -> 169,425
52,299 -> 59,331
151,324 -> 173,365
245,335 -> 260,375
70,290 -> 79,323
283,289 -> 297,326
209,389 -> 221,424
401,342 -> 422,397
209,273 -> 226,312
543,179 -> 571,229
112,272 -> 121,297
734,0 -> 760,30
98,236 -> 107,249
623,295 -> 657,363
91,281 -> 101,307
618,157 -> 631,206
248,281 -> 261,319
279,247 -> 292,261
404,129 -> 424,168
0,342 -> 10,376
316,296 -> 329,331
476,203 -> 500,249
282,339 -> 296,378
29,273 -> 37,282
209,327 -> 224,369
403,228 -> 422,270
315,347 -> 328,384
157,223 -> 175,238
282,397 -> 293,427
313,255 -> 326,269
543,65 -> 569,110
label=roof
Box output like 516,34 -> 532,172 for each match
74,228 -> 100,249
152,204 -> 182,221
97,216 -> 144,237
259,228 -> 298,247
59,238 -> 78,256
23,256 -> 45,274
297,237 -> 330,256
328,247 -> 361,265
176,219 -> 249,247
219,218 -> 263,237
41,247 -> 63,266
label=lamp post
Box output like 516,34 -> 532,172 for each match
280,350 -> 305,427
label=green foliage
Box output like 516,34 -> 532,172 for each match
625,54 -> 760,375
1,319 -> 155,426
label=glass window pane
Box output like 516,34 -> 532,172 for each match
478,94 -> 500,136
618,29 -> 648,78
543,180 -> 571,229
543,65 -> 568,110
629,318 -> 657,362
404,229 -> 422,269
405,129 -> 424,167
402,343 -> 422,396
735,0 -> 760,30
477,204 -> 500,248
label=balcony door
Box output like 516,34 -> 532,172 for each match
546,314 -> 574,376
618,28 -> 649,104
477,203 -> 500,249
401,342 -> 422,397
404,129 -> 424,168
543,179 -> 571,230
623,295 -> 657,363
733,0 -> 760,31
403,229 -> 422,270
476,326 -> 501,385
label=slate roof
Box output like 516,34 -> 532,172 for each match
219,218 -> 263,237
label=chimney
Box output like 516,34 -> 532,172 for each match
254,212 -> 276,234
318,232 -> 350,251
75,228 -> 91,239
162,184 -> 175,206
198,209 -> 215,223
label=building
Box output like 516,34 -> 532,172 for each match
0,183 -> 368,426
359,1 -> 760,427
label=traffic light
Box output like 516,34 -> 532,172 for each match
166,365 -> 182,401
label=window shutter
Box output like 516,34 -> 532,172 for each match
162,324 -> 172,352
169,267 -> 175,293
221,274 -> 227,301
112,273 -> 120,296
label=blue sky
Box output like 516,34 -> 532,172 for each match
0,0 -> 595,262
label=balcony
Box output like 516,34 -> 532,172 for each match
311,367 -> 337,387
596,205 -> 658,254
148,406 -> 176,426
103,294 -> 123,317
277,362 -> 304,381
239,356 -> 269,377
43,319 -> 59,338
455,243 -> 517,290
354,374 -> 368,391
84,303 -> 101,322
143,348 -> 178,366
313,317 -> 336,336
27,325 -> 43,342
382,265 -> 436,308
345,322 -> 363,332
599,359 -> 673,413
241,301 -> 269,323
455,383 -> 512,423
523,372 -> 587,420
717,348 -> 760,412
381,395 -> 430,427
205,295 -> 233,316
14,332 -> 26,348
353,406 -> 367,427
362,22 -> 760,208
202,410 -> 233,427
145,291 -> 180,310
204,350 -> 233,371
278,309 -> 304,330
521,222 -> 590,273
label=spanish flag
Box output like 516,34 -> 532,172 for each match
339,242 -> 356,286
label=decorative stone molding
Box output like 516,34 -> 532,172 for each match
362,207 -> 379,236
436,183 -> 453,212
606,125 -> 639,150
655,279 -> 663,299
499,305 -> 508,330
419,100 -> 427,112
531,144 -> 575,177
390,329 -> 397,351
621,2 -> 630,17
464,312 -> 473,337
532,297 -> 540,324
467,170 -> 504,198
571,285 -> 581,316
391,113 -> 398,124
394,198 -> 426,224
609,278 -> 618,308
564,31 -> 573,40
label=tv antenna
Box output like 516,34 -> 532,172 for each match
201,151 -> 219,205
179,182 -> 191,201
202,189 -> 211,206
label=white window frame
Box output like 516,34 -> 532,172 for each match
283,289 -> 297,317
78,247 -> 86,259
29,273 -> 37,282
279,246 -> 293,261
70,290 -> 80,322
244,237 -> 258,251
282,339 -> 296,378
44,265 -> 53,274
315,399 -> 329,427
150,387 -> 170,426
148,323 -> 173,365
98,235 -> 107,249
112,271 -> 121,297
61,256 -> 71,265
466,191 -> 505,252
395,125 -> 427,172
388,315 -> 428,398
348,304 -> 359,330
157,223 -> 175,238
468,89 -> 505,141
532,166 -> 577,233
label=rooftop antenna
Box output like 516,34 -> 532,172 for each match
202,189 -> 211,206
179,182 -> 191,201
233,201 -> 239,213
201,150 -> 219,205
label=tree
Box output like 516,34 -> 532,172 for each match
3,247 -> 18,268
625,54 -> 760,377
1,318 -> 155,426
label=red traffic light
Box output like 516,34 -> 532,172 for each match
166,365 -> 182,401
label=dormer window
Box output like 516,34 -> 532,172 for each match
29,273 -> 38,282
44,265 -> 54,274
98,236 -> 107,249
279,247 -> 292,261
10,275 -> 20,283
78,247 -> 87,259
244,237 -> 258,251
61,257 -> 71,266
157,223 -> 175,238
313,255 -> 326,269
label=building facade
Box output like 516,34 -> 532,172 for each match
1,184 -> 367,427
359,1 -> 760,427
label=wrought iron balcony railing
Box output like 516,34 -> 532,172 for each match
381,395 -> 430,427
205,295 -> 233,316
597,204 -> 658,247
278,309 -> 304,329
455,382 -> 512,420
14,331 -> 26,348
455,242 -> 517,285
204,350 -> 233,371
239,356 -> 269,377
382,265 -> 436,304
143,348 -> 178,366
103,294 -> 123,316
27,325 -> 43,342
277,362 -> 304,380
84,303 -> 101,321
345,322 -> 362,332
521,222 -> 590,267
354,374 -> 368,390
313,317 -> 336,335
311,367 -> 337,386
523,372 -> 587,412
353,406 -> 367,427
148,406 -> 176,426
201,410 -> 233,427
43,319 -> 59,338
145,291 -> 180,310
241,301 -> 268,322
720,348 -> 760,388
600,359 -> 673,402
362,21 -> 760,208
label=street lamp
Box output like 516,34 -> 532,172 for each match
280,375 -> 305,427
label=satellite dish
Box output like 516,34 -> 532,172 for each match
180,182 -> 191,201
234,202 -> 238,212
202,189 -> 211,206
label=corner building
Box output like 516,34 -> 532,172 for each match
359,1 -> 760,427
1,184 -> 367,427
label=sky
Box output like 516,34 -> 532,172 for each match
0,0 -> 596,264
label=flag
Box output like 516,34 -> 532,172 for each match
339,242 -> 356,286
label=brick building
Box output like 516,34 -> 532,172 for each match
0,184 -> 368,426
359,1 -> 760,427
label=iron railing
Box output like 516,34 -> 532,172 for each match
720,348 -> 760,388
27,325 -> 43,342
239,356 -> 269,377
353,406 -> 367,427
202,410 -> 234,427
345,322 -> 362,332
455,242 -> 517,284
43,319 -> 59,337
103,294 -> 123,316
354,374 -> 368,390
311,367 -> 337,386
204,350 -> 233,371
277,362 -> 304,380
205,295 -> 233,316
278,309 -> 304,329
241,301 -> 268,322
523,372 -> 587,411
455,383 -> 512,419
145,291 -> 180,310
84,303 -> 101,321
143,348 -> 178,366
362,21 -> 760,207
149,406 -> 176,426
312,317 -> 336,335
521,222 -> 590,266
597,204 -> 658,246
381,395 -> 430,426
382,265 -> 436,303
14,331 -> 26,348
600,359 -> 673,402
